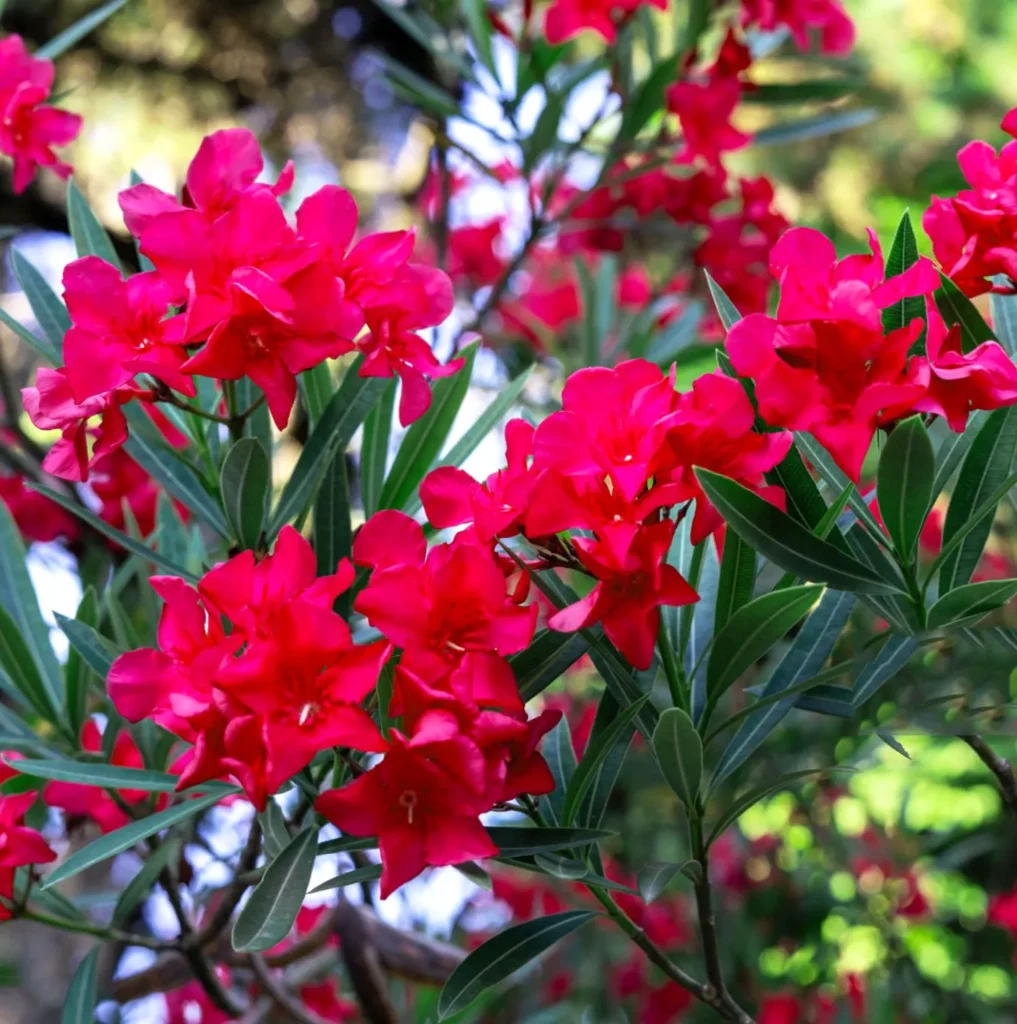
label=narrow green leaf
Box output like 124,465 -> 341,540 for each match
314,452 -> 352,617
795,683 -> 854,717
310,863 -> 382,894
706,767 -> 852,846
743,79 -> 862,105
0,503 -> 63,715
939,405 -> 1017,592
850,635 -> 917,708
652,708 -> 702,810
540,716 -> 576,827
12,758 -> 236,793
752,108 -> 877,147
714,528 -> 755,634
36,0 -> 130,59
438,911 -> 598,1018
232,827 -> 318,952
30,483 -> 198,582
934,272 -> 997,354
703,271 -> 741,331
66,179 -> 121,270
220,438 -> 269,550
260,801 -> 290,860
619,59 -> 678,141
380,55 -> 460,118
927,578 -> 1017,629
574,692 -> 628,836
511,630 -> 588,703
271,359 -> 387,535
561,697 -> 648,825
62,590 -> 99,739
404,365 -> 533,518
876,415 -> 934,562
57,613 -> 119,694
61,948 -> 99,1024
11,247 -> 69,359
45,792 -> 224,888
524,92 -> 565,173
931,417 -> 979,503
695,469 -> 900,594
990,276 -> 1017,356
379,342 -> 477,513
360,379 -> 396,518
637,861 -> 693,904
644,303 -> 703,367
123,405 -> 228,536
0,305 -> 60,364
881,211 -> 924,334
0,605 -> 56,719
301,363 -> 334,428
111,838 -> 180,927
488,826 -> 613,858
712,591 -> 855,785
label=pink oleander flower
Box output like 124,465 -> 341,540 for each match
740,0 -> 855,55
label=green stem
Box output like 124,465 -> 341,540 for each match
19,908 -> 173,951
658,627 -> 688,714
223,381 -> 244,443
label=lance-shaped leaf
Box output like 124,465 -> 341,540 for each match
36,0 -> 130,59
220,438 -> 270,551
927,579 -> 1017,630
939,405 -> 1017,592
991,276 -> 1017,356
575,692 -> 629,832
704,585 -> 824,723
314,452 -> 352,618
851,635 -> 918,708
61,590 -> 100,740
540,716 -> 576,827
271,359 -> 387,535
881,211 -> 924,334
11,247 -> 70,356
61,948 -> 100,1024
637,861 -> 695,904
310,863 -> 382,894
111,837 -> 181,927
512,630 -> 588,703
44,792 -> 225,887
0,606 -> 58,720
714,527 -> 755,634
379,342 -> 478,513
488,826 -> 613,858
876,415 -> 934,562
360,379 -> 396,518
0,503 -> 63,716
752,108 -> 877,147
704,271 -> 741,331
695,469 -> 903,594
12,758 -> 236,794
712,590 -> 856,785
934,272 -> 997,354
653,708 -> 702,811
233,827 -> 319,952
438,911 -> 598,1019
67,179 -> 121,270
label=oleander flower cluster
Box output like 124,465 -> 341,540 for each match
22,128 -> 462,482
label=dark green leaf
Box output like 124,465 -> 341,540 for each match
927,579 -> 1017,629
938,405 -> 1017,592
56,611 -> 119,688
36,0 -> 129,59
880,210 -> 924,334
66,179 -> 121,270
990,276 -> 1017,356
562,697 -> 648,825
220,438 -> 269,550
60,948 -> 99,1024
488,826 -> 613,858
438,912 -> 598,1019
11,247 -> 68,359
13,758 -> 236,793
44,792 -> 224,888
696,469 -> 902,594
703,271 -> 741,331
379,342 -> 478,512
0,304 -> 60,364
850,635 -> 918,708
404,365 -> 533,518
271,359 -> 387,535
460,0 -> 497,79
111,838 -> 180,928
574,692 -> 628,833
361,379 -> 396,518
0,606 -> 55,719
301,363 -> 334,428
314,453 -> 352,617
232,827 -> 318,952
524,91 -> 565,173
714,528 -> 755,634
379,55 -> 460,118
652,708 -> 702,810
260,801 -> 290,860
876,415 -> 934,562
637,861 -> 693,904
712,590 -> 855,785
934,272 -> 997,354
62,589 -> 99,739
644,302 -> 703,366
744,78 -> 863,105
309,863 -> 381,894
540,716 -> 576,827
124,405 -> 229,536
619,59 -> 679,141
511,630 -> 588,703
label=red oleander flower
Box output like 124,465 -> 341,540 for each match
668,77 -> 750,168
0,471 -> 79,543
61,256 -> 191,404
548,518 -> 699,670
0,791 -> 56,920
739,0 -> 855,54
543,0 -> 666,44
315,729 -> 498,899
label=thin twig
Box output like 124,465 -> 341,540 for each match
189,820 -> 263,950
961,733 -> 1017,820
250,955 -> 332,1024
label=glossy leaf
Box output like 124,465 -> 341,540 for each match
36,0 -> 129,59
934,272 -> 997,354
704,271 -> 741,331
881,210 -> 923,334
876,415 -> 934,561
60,948 -> 99,1024
637,861 -> 694,904
62,590 -> 100,739
714,528 -> 755,634
939,405 -> 1017,592
310,863 -> 382,894
512,630 -> 588,703
851,635 -> 918,708
0,605 -> 56,719
927,579 -> 1017,629
11,248 -> 70,357
990,276 -> 1017,355
233,828 -> 319,952
111,838 -> 180,927
695,469 -> 902,594
540,715 -> 576,828
488,826 -> 613,858
653,708 -> 702,810
220,438 -> 269,550
314,452 -> 352,617
13,758 -> 235,793
67,179 -> 121,270
44,792 -> 225,888
438,912 -> 598,1018
360,379 -> 396,518
0,305 -> 59,364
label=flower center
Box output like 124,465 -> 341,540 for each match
399,789 -> 418,824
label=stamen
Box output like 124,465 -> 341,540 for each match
399,790 -> 418,825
